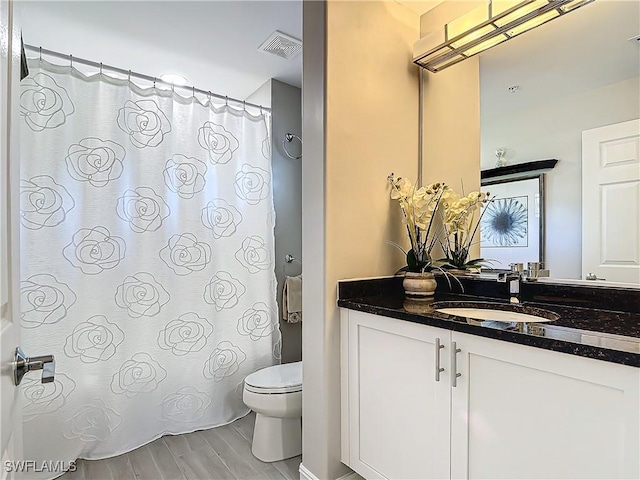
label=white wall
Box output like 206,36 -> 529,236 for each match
18,1 -> 302,101
481,76 -> 640,279
301,2 -> 332,477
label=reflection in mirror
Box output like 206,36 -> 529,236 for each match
479,0 -> 640,284
481,175 -> 543,269
479,159 -> 558,271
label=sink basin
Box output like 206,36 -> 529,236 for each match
436,307 -> 554,323
432,302 -> 559,323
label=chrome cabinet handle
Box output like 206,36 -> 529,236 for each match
451,341 -> 462,387
435,338 -> 445,381
13,347 -> 55,386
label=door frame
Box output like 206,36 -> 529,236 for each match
1,0 -> 24,474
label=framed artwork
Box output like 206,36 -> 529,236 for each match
480,176 -> 542,269
482,196 -> 529,247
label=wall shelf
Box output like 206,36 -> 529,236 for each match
481,159 -> 558,183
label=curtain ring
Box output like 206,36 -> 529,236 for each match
225,96 -> 228,107
153,77 -> 156,89
128,70 -> 132,83
99,62 -> 103,75
260,105 -> 263,114
192,86 -> 195,98
38,46 -> 42,63
243,100 -> 246,111
69,54 -> 73,70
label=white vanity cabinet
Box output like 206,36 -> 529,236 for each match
450,331 -> 640,479
340,309 -> 640,480
340,310 -> 451,479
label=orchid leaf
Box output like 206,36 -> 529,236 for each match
407,249 -> 418,272
385,240 -> 408,256
466,258 -> 485,264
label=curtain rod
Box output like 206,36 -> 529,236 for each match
24,44 -> 271,112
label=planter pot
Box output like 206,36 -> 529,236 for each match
403,298 -> 436,314
403,272 -> 437,298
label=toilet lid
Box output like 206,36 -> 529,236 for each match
244,361 -> 302,392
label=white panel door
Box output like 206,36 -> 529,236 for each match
0,0 -> 23,477
343,310 -> 450,480
582,119 -> 640,283
451,332 -> 640,480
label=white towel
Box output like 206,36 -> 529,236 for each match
282,275 -> 302,323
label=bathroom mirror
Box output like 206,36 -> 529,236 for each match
479,160 -> 558,270
477,0 -> 640,285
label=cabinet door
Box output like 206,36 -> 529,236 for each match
451,332 -> 640,480
342,310 -> 451,479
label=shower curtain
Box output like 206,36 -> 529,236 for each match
19,61 -> 280,469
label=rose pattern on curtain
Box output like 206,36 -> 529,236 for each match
18,63 -> 279,472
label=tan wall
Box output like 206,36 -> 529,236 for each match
326,0 -> 420,279
302,1 -> 420,478
420,0 -> 481,191
420,0 -> 484,34
420,1 -> 481,257
421,57 -> 480,191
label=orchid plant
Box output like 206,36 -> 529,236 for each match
387,174 -> 450,274
438,189 -> 494,270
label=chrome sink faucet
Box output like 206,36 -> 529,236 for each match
497,263 -> 524,304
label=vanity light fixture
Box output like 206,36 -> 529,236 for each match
413,0 -> 595,73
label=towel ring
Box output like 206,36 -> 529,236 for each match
282,254 -> 301,275
282,133 -> 302,160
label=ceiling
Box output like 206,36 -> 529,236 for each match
20,1 -> 302,101
479,0 -> 640,118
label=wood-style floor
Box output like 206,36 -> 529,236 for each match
58,412 -> 301,480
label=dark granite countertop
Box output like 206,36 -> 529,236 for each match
337,277 -> 640,367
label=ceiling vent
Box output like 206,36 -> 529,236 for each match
258,31 -> 302,60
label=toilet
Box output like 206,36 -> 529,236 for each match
242,361 -> 302,462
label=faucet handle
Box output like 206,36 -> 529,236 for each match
526,262 -> 541,281
510,263 -> 524,274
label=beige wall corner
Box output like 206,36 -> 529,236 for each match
419,0 -> 481,192
418,1 -> 481,257
302,1 -> 421,479
421,55 -> 480,193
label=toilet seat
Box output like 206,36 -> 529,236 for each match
244,361 -> 302,395
244,384 -> 301,394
